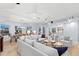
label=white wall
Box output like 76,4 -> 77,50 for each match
63,22 -> 79,45
46,20 -> 79,45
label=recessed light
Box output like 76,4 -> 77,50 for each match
16,3 -> 20,5
51,21 -> 53,23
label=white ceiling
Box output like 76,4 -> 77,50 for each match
0,3 -> 79,23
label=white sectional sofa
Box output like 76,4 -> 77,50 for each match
17,39 -> 58,56
17,39 -> 47,56
33,41 -> 58,56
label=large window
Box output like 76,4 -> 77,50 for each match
0,24 -> 9,35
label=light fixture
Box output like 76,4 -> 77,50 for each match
44,16 -> 53,24
33,30 -> 36,34
51,21 -> 53,23
67,16 -> 75,23
16,3 -> 20,5
27,30 -> 31,34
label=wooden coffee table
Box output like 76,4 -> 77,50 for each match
53,42 -> 64,47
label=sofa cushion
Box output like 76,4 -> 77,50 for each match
24,39 -> 34,46
38,38 -> 45,41
31,35 -> 38,40
19,36 -> 26,40
34,41 -> 58,56
25,36 -> 32,40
